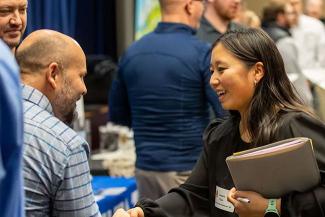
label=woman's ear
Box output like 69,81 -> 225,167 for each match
253,62 -> 265,84
46,62 -> 60,89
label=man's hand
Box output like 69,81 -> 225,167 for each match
127,207 -> 145,217
113,208 -> 131,217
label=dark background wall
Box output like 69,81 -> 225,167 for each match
25,0 -> 117,61
25,0 -> 119,106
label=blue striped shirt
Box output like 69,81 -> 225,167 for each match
22,84 -> 101,217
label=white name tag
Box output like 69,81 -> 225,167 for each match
215,186 -> 234,213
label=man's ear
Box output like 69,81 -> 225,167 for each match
46,62 -> 60,89
254,62 -> 265,83
185,0 -> 194,15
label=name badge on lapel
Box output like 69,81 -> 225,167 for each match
215,186 -> 234,213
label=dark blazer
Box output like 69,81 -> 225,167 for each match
137,111 -> 325,217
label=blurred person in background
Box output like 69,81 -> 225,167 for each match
233,1 -> 261,28
289,0 -> 325,118
262,0 -> 313,106
109,0 -> 226,200
289,0 -> 325,69
0,0 -> 27,53
0,39 -> 24,217
197,0 -> 242,43
305,0 -> 324,22
0,1 -> 27,215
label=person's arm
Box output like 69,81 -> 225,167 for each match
54,144 -> 101,217
109,63 -> 131,127
276,112 -> 325,217
134,137 -> 211,217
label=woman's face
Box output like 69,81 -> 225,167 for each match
210,43 -> 256,114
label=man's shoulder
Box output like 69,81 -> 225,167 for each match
129,30 -> 209,49
121,30 -> 210,64
23,106 -> 88,154
279,111 -> 324,127
203,116 -> 236,147
0,40 -> 19,74
0,40 -> 12,59
300,15 -> 325,31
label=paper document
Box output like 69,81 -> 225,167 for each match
226,137 -> 320,198
233,139 -> 304,157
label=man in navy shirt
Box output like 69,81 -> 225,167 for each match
109,0 -> 226,200
0,39 -> 24,217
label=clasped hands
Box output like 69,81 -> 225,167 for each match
112,187 -> 279,217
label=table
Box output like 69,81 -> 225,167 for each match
92,176 -> 138,216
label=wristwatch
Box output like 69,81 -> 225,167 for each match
264,199 -> 280,217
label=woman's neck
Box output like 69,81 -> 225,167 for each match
239,112 -> 252,143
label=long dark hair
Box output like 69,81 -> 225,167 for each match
212,28 -> 313,146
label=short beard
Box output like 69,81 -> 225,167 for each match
65,109 -> 78,127
52,104 -> 78,127
52,77 -> 79,127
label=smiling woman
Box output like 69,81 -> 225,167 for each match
210,28 -> 312,145
116,28 -> 325,217
209,43 -> 261,115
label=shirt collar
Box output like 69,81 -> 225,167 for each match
200,17 -> 238,34
21,84 -> 53,115
154,22 -> 197,35
200,17 -> 218,34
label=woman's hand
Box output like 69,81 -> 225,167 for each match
227,187 -> 273,217
127,207 -> 145,217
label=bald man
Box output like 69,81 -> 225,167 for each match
0,0 -> 27,53
305,0 -> 324,20
16,30 -> 101,217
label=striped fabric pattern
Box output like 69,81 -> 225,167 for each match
22,84 -> 101,217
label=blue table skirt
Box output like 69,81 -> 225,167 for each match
92,176 -> 137,214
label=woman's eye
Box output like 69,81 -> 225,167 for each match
217,67 -> 226,72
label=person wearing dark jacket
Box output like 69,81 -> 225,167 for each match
117,28 -> 325,217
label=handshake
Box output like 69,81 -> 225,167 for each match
113,207 -> 144,217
